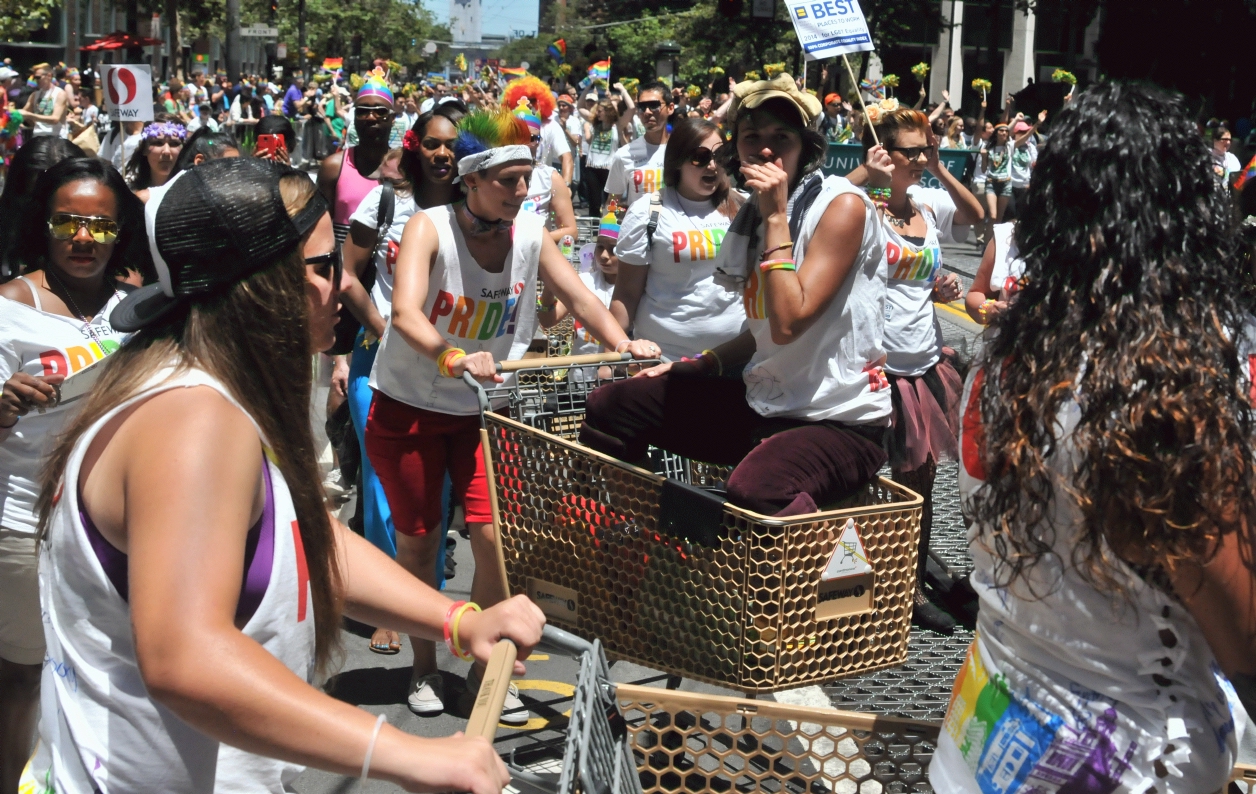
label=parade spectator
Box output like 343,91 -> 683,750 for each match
169,127 -> 240,178
0,137 -> 85,279
1214,125 -> 1241,184
581,99 -> 619,215
819,92 -> 845,140
508,93 -> 577,244
0,157 -> 144,789
283,75 -> 305,117
22,64 -> 68,139
609,117 -> 745,361
934,80 -> 1256,793
254,114 -> 297,165
605,81 -> 671,210
125,119 -> 187,197
317,77 -> 394,244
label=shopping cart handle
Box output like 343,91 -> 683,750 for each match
496,352 -> 633,373
537,624 -> 595,658
462,370 -> 491,413
464,639 -> 519,740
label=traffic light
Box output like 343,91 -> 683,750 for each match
717,0 -> 743,17
269,0 -> 278,21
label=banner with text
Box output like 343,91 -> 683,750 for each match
782,0 -> 875,61
102,65 -> 154,122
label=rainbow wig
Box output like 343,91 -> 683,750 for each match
513,100 -> 542,133
357,77 -> 394,105
453,107 -> 534,180
502,76 -> 556,122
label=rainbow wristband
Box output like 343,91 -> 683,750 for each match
437,347 -> 466,378
449,601 -> 481,661
759,258 -> 797,273
443,600 -> 466,657
864,186 -> 891,201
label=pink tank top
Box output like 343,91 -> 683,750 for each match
333,147 -> 380,228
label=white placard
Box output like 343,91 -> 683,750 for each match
240,24 -> 279,38
782,0 -> 875,61
102,65 -> 154,122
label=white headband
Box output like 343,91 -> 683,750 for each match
455,145 -> 533,182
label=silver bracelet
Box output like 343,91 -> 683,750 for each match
358,713 -> 387,789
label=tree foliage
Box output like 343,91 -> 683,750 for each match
0,0 -> 61,42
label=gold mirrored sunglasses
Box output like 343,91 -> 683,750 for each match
47,213 -> 120,244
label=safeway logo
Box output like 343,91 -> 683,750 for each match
107,67 -> 137,106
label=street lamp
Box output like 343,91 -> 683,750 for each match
655,41 -> 680,84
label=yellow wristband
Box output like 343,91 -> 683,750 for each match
450,601 -> 481,662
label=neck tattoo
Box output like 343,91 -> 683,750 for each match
459,201 -> 512,235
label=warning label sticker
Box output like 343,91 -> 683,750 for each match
822,518 -> 872,580
816,519 -> 875,620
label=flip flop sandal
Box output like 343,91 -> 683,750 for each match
369,637 -> 402,655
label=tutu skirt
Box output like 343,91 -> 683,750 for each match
886,353 -> 963,472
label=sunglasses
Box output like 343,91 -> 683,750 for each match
356,106 -> 392,118
48,213 -> 120,244
687,147 -> 716,168
530,134 -> 542,144
305,246 -> 343,286
887,145 -> 934,161
637,100 -> 666,112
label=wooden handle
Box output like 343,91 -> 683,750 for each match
464,640 -> 518,739
497,352 -> 632,372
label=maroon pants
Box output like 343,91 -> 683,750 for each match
580,371 -> 888,517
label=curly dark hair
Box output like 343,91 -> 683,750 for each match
971,80 -> 1256,597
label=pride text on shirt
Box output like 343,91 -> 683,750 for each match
671,228 -> 727,263
886,241 -> 942,282
428,281 -> 525,340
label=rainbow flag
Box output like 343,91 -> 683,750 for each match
1236,153 -> 1256,192
322,57 -> 343,70
500,66 -> 528,78
547,39 -> 566,62
588,60 -> 611,81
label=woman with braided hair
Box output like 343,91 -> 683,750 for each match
933,81 -> 1256,792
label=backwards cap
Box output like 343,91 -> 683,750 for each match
452,107 -> 533,181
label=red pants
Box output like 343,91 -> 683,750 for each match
365,391 -> 491,537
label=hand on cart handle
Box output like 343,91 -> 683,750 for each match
457,594 -> 545,676
454,350 -> 504,384
622,338 -> 662,360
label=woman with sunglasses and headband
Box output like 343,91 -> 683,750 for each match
0,157 -> 145,789
125,117 -> 187,200
857,105 -> 984,633
609,117 -> 745,362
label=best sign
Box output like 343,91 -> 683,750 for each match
782,0 -> 875,60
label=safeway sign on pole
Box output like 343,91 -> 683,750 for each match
782,0 -> 875,60
102,65 -> 154,122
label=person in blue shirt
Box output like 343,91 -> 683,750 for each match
283,76 -> 306,117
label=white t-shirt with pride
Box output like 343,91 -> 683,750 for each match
615,189 -> 745,362
605,137 -> 666,208
370,204 -> 542,416
0,285 -> 129,534
348,185 -> 420,320
883,186 -> 968,377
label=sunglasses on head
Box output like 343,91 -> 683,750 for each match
305,246 -> 343,286
887,145 -> 933,161
687,147 -> 716,168
47,213 -> 119,244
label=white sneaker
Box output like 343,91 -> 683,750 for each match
466,669 -> 530,726
408,672 -> 445,715
321,469 -> 348,502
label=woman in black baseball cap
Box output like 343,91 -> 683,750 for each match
28,157 -> 542,794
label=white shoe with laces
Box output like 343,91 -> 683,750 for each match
408,672 -> 445,715
466,668 -> 529,726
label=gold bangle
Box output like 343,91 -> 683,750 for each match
701,348 -> 724,376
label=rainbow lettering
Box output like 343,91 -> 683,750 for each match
632,168 -> 663,195
427,282 -> 524,340
38,339 -> 120,378
671,228 -> 726,263
385,240 -> 399,276
886,240 -> 942,282
743,267 -> 766,321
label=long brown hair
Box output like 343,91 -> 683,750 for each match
37,173 -> 343,673
662,117 -> 741,219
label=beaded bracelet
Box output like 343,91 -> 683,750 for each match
701,348 -> 724,376
762,241 -> 794,258
536,296 -> 557,312
449,601 -> 482,661
437,347 -> 466,378
864,186 -> 892,201
759,258 -> 797,273
977,299 -> 996,323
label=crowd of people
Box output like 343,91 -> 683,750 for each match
0,51 -> 1254,793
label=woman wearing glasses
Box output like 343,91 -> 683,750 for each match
125,117 -> 187,199
859,106 -> 983,633
609,117 -> 745,362
0,157 -> 146,790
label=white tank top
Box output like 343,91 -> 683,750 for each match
521,166 -> 555,220
882,201 -> 945,377
370,203 -> 543,416
31,367 -> 315,794
741,176 -> 892,424
989,222 -> 1026,300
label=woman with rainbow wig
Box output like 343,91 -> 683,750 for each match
509,94 -> 577,244
363,107 -> 659,721
502,76 -> 572,186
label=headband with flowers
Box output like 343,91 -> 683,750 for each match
863,97 -> 901,126
142,122 -> 188,141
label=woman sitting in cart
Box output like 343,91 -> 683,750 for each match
580,74 -> 891,517
364,107 -> 658,721
934,82 -> 1256,791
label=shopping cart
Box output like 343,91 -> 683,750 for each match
468,626 -> 941,793
464,355 -> 924,694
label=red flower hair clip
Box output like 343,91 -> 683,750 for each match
402,129 -> 422,152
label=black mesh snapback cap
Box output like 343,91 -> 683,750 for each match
111,157 -> 328,332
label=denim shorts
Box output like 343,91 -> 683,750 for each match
987,178 -> 1012,198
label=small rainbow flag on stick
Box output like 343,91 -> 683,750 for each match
322,57 -> 343,70
500,66 -> 528,78
547,39 -> 566,62
588,59 -> 611,82
1235,153 -> 1256,192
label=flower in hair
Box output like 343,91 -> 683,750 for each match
142,121 -> 188,141
403,129 -> 422,152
